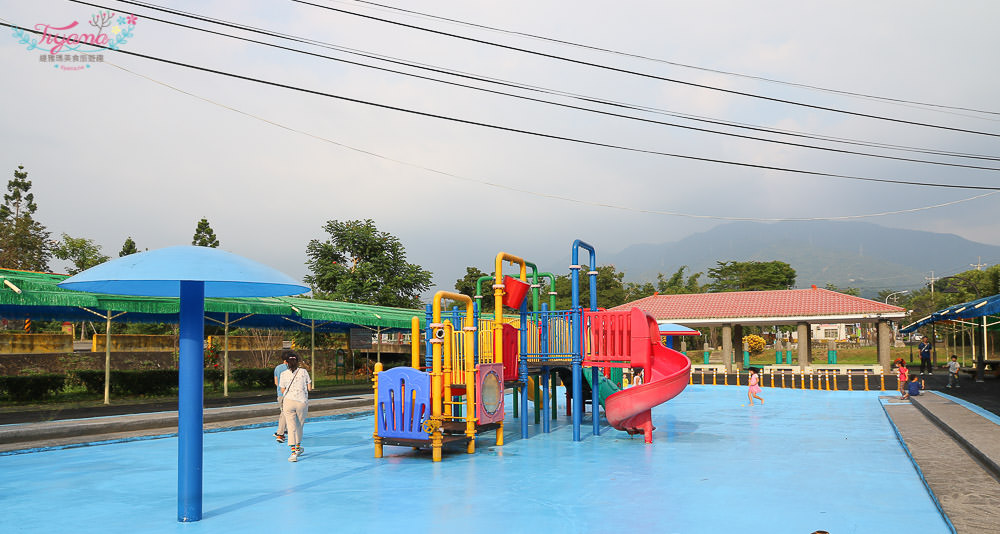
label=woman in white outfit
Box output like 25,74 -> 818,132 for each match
278,353 -> 311,462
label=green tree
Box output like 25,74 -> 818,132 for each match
191,217 -> 220,248
552,265 -> 629,309
0,165 -> 52,271
623,280 -> 656,302
53,234 -> 110,275
455,266 -> 491,300
824,283 -> 860,296
706,260 -> 796,292
119,236 -> 138,257
305,219 -> 432,308
656,266 -> 703,294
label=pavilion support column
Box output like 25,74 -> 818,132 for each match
797,322 -> 809,370
877,320 -> 892,371
722,324 -> 733,373
733,324 -> 744,369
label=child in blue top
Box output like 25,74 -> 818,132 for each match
901,374 -> 924,400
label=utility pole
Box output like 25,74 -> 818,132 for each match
971,257 -> 987,271
925,271 -> 940,297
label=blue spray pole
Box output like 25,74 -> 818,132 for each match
177,281 -> 205,522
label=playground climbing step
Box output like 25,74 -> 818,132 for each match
910,393 -> 1000,481
885,400 -> 1000,533
0,395 -> 373,453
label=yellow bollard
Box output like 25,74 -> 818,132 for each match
734,370 -> 740,386
864,372 -> 869,391
780,372 -> 786,388
724,369 -> 729,386
832,372 -> 838,391
701,369 -> 706,385
879,373 -> 885,391
848,371 -> 853,391
712,369 -> 717,386
825,372 -> 831,391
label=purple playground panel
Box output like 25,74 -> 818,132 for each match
376,367 -> 431,439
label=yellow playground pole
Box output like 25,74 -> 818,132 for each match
432,291 -> 477,459
492,252 -> 527,376
463,319 -> 477,453
411,316 -> 421,369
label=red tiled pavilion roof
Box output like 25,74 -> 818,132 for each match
612,287 -> 907,326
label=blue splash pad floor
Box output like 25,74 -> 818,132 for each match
0,386 -> 950,533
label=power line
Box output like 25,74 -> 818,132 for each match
5,21 -> 999,192
345,0 -> 1000,118
100,60 -> 1000,222
63,0 -> 1000,173
93,0 -> 1000,164
293,0 -> 1000,139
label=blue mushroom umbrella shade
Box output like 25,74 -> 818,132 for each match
59,246 -> 308,522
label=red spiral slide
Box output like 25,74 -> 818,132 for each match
602,308 -> 691,443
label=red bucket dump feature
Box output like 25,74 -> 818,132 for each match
502,275 -> 530,309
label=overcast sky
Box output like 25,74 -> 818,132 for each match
3,0 -> 999,293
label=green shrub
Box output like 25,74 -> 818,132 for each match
72,370 -> 178,396
115,370 -> 177,396
231,368 -> 274,390
73,370 -> 106,394
204,368 -> 223,391
0,374 -> 67,401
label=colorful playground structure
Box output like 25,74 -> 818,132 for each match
373,240 -> 692,461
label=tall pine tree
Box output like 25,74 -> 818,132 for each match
191,218 -> 220,248
119,236 -> 138,256
0,165 -> 52,271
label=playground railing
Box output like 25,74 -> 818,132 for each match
686,365 -> 889,391
581,309 -> 635,369
519,310 -> 575,364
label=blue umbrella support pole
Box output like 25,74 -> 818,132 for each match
178,281 -> 205,522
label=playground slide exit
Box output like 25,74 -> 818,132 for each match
603,313 -> 691,443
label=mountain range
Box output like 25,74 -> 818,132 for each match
603,221 -> 1000,298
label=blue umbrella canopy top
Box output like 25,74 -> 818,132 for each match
57,246 -> 309,298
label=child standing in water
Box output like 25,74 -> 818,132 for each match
895,359 -> 909,396
747,368 -> 764,405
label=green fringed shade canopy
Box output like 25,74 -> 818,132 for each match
0,268 -> 425,331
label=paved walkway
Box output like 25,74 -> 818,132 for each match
0,395 -> 373,453
884,392 -> 1000,534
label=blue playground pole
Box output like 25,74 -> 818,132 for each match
587,260 -> 599,437
540,303 -> 551,433
178,281 -> 205,522
541,366 -> 551,433
520,300 -> 530,438
424,304 -> 433,370
571,239 -> 596,442
591,366 -> 601,436
472,300 -> 479,366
